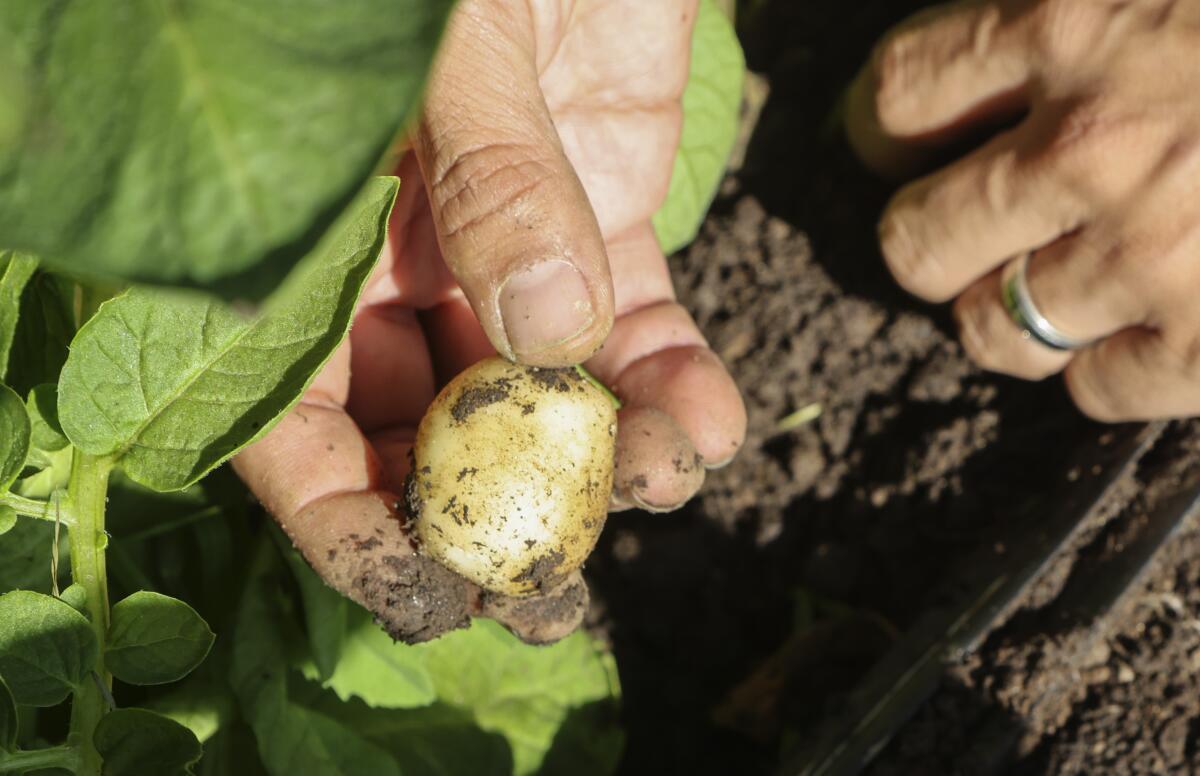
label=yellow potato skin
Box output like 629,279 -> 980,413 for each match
409,357 -> 616,597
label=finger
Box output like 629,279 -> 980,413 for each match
1065,329 -> 1200,421
586,225 -> 746,505
478,571 -> 589,645
846,0 -> 1035,176
347,305 -> 436,432
234,401 -> 472,643
879,124 -> 1088,302
953,230 -> 1148,378
412,0 -> 614,367
420,295 -> 496,387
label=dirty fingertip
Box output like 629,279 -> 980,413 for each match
478,571 -> 590,645
613,406 -> 705,513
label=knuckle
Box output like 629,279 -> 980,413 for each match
1065,361 -> 1127,422
427,140 -> 558,243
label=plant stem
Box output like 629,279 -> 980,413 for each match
65,453 -> 113,776
0,745 -> 81,773
0,493 -> 71,525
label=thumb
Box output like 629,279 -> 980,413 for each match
412,1 -> 614,367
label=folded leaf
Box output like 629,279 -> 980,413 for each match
0,0 -> 455,296
0,677 -> 15,752
59,177 -> 397,491
0,590 -> 97,706
106,591 -> 215,685
0,252 -> 36,379
0,383 -> 29,493
94,708 -> 202,776
652,0 -> 745,253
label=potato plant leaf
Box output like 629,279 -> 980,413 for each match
26,384 -> 68,456
652,0 -> 745,253
58,177 -> 397,492
106,591 -> 215,685
0,251 -> 37,378
0,382 -> 30,493
0,518 -> 61,594
0,507 -> 14,537
0,677 -> 15,752
2,271 -> 74,398
59,584 -> 88,617
94,708 -> 202,776
0,0 -> 455,297
0,590 -> 97,706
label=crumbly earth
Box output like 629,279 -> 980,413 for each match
583,1 -> 1200,773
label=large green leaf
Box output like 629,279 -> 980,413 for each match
0,0 -> 455,297
106,591 -> 215,686
94,708 -> 202,776
0,251 -> 36,379
58,177 -> 397,491
232,568 -> 402,776
652,0 -> 744,253
0,383 -> 30,493
0,590 -> 97,707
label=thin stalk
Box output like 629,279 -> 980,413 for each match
64,452 -> 113,776
0,745 -> 82,773
0,493 -> 71,525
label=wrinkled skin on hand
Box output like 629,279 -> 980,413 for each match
848,0 -> 1200,420
234,0 -> 747,643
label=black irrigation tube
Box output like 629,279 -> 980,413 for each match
781,423 -> 1168,776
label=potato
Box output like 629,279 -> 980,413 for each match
407,357 -> 616,597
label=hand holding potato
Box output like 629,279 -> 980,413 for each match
848,0 -> 1200,420
232,0 -> 746,643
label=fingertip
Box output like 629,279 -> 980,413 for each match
615,345 -> 747,466
613,406 -> 705,513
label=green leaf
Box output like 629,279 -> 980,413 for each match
0,507 -> 14,537
0,382 -> 30,493
0,251 -> 37,379
0,677 -> 16,752
106,591 -> 215,686
58,583 -> 88,617
298,607 -> 435,710
277,533 -> 347,682
94,708 -> 202,776
232,567 -> 402,776
26,385 -> 67,455
0,0 -> 455,297
149,670 -> 236,745
417,620 -> 623,775
58,177 -> 397,492
3,271 -> 75,397
0,590 -> 97,706
0,516 -> 62,594
652,0 -> 745,253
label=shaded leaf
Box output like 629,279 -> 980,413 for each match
652,0 -> 745,253
0,590 -> 97,706
106,591 -> 215,686
0,507 -> 14,537
0,516 -> 63,594
0,382 -> 30,493
0,677 -> 15,752
0,251 -> 36,379
58,177 -> 397,491
94,708 -> 201,776
26,385 -> 68,455
3,271 -> 74,398
0,0 -> 455,297
58,584 -> 87,617
278,532 -> 347,682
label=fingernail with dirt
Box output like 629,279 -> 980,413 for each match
499,260 -> 593,357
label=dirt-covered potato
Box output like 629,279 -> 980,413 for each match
407,357 -> 616,597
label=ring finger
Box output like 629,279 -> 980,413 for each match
952,227 -> 1150,379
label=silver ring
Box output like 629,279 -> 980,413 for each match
1001,253 -> 1092,351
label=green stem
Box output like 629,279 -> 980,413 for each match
0,745 -> 82,773
65,453 -> 113,776
0,493 -> 71,525
574,365 -> 622,410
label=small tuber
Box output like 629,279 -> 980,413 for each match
407,357 -> 616,597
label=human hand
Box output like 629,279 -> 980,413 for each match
847,0 -> 1200,420
233,0 -> 746,643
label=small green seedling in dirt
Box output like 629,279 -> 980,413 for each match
408,357 -> 618,597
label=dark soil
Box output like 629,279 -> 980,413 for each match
584,1 -> 1200,774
